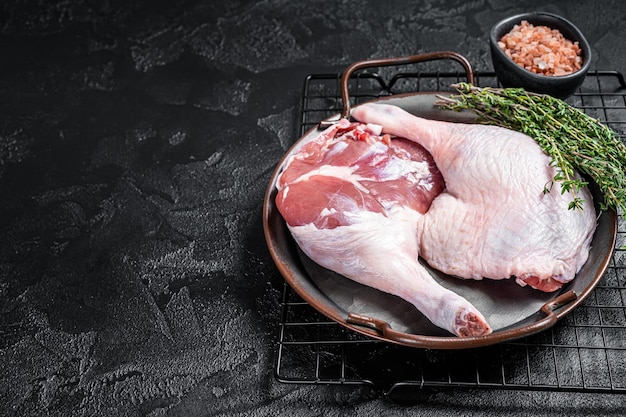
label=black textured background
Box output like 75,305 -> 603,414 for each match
1,1 -> 625,416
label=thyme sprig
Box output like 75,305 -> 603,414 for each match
436,83 -> 626,212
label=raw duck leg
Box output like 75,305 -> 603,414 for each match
275,119 -> 492,337
351,103 -> 597,292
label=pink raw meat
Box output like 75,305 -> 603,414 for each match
351,103 -> 597,293
276,118 -> 492,337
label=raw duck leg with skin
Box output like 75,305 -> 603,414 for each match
351,103 -> 597,292
275,118 -> 492,337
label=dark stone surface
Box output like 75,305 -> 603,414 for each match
0,1 -> 625,415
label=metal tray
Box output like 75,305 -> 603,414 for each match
263,53 -> 618,350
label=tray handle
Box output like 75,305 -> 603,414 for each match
346,290 -> 578,349
319,51 -> 474,129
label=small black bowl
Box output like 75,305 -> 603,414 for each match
489,12 -> 591,99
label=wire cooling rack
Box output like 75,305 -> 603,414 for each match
275,70 -> 626,399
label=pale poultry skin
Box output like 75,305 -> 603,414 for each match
353,103 -> 596,293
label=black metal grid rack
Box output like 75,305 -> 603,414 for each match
275,70 -> 626,398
